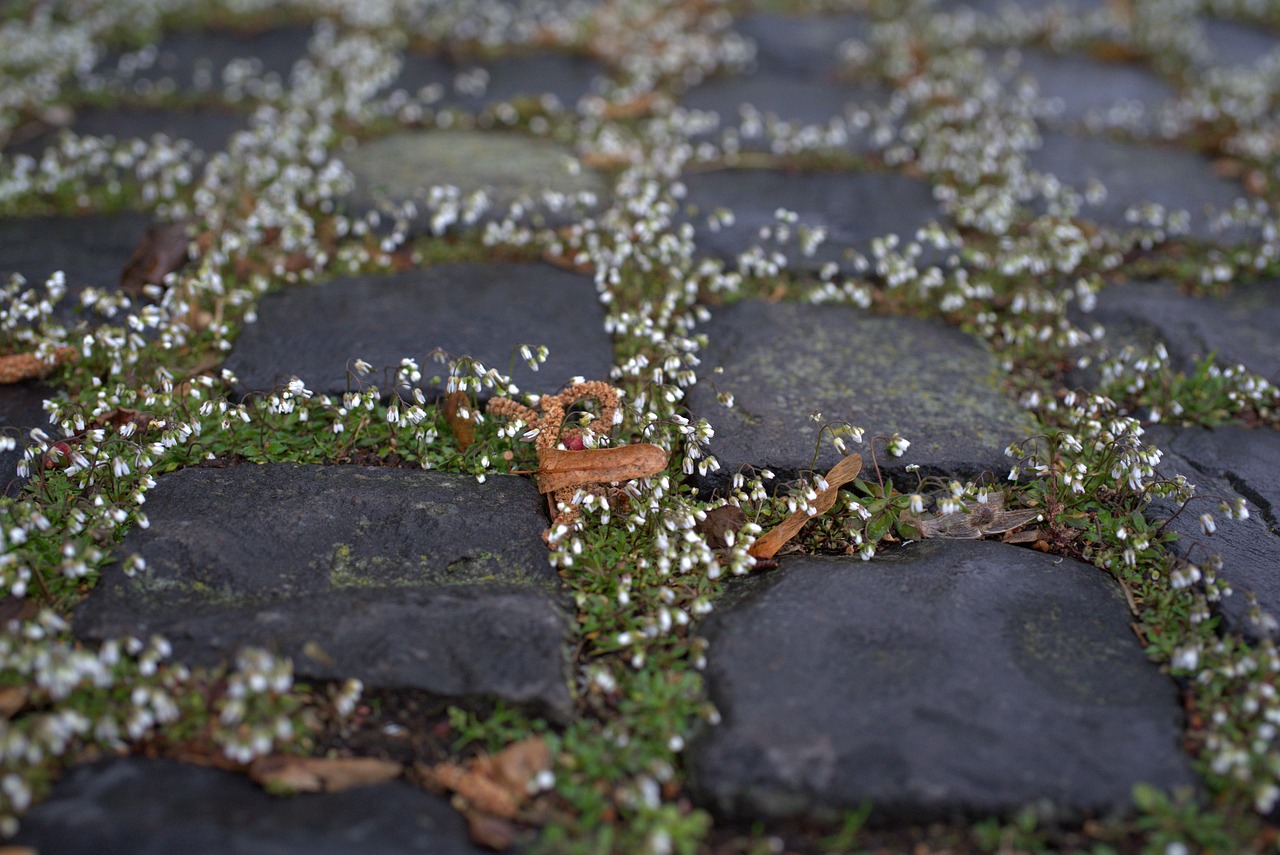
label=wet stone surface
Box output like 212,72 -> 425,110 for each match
0,381 -> 51,497
12,756 -> 487,855
1014,49 -> 1176,131
1084,280 -> 1280,379
223,262 -> 612,400
394,51 -> 607,113
1147,425 -> 1280,639
1029,132 -> 1244,239
680,11 -> 887,154
7,105 -> 246,160
687,300 -> 1034,493
1200,18 -> 1280,69
736,13 -> 871,80
690,541 -> 1198,823
74,463 -> 574,717
681,74 -> 888,154
343,129 -> 607,226
681,169 -> 942,273
95,26 -> 314,95
0,212 -> 153,294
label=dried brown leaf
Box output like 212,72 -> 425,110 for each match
443,391 -> 476,451
249,755 -> 402,794
696,505 -> 747,549
0,686 -> 29,719
536,444 -> 667,495
1003,527 -> 1045,544
748,454 -> 862,560
120,220 -> 195,294
910,493 -> 1041,540
466,810 -> 520,850
0,346 -> 76,384
491,736 -> 551,797
597,92 -> 660,120
420,762 -> 520,819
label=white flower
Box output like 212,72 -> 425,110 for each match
1170,645 -> 1199,672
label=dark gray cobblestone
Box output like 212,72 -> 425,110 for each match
12,756 -> 486,855
1147,425 -> 1280,640
74,463 -> 574,717
5,0 -> 1280,850
691,542 -> 1197,823
688,300 -> 1034,493
224,263 -> 612,400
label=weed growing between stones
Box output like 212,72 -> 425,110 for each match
4,0 -> 1280,851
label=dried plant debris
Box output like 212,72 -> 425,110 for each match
248,755 -> 403,795
0,347 -> 76,384
749,453 -> 862,560
905,491 -> 1042,540
443,390 -> 477,451
489,381 -> 667,530
695,504 -> 748,550
120,220 -> 198,295
416,736 -> 553,850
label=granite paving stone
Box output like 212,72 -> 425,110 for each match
681,74 -> 889,154
681,169 -> 942,273
689,541 -> 1198,823
394,51 -> 607,113
222,262 -> 613,400
735,13 -> 871,80
687,300 -> 1035,493
1200,18 -> 1280,69
12,756 -> 487,855
95,26 -> 314,95
0,212 -> 154,295
343,129 -> 607,226
1146,425 -> 1280,639
11,0 -> 1277,847
7,105 -> 246,160
1029,131 -> 1245,239
1084,280 -> 1280,379
1014,49 -> 1176,131
73,463 -> 574,718
680,12 -> 888,154
0,380 -> 51,497
0,212 -> 162,496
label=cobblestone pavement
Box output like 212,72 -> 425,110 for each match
2,1 -> 1280,852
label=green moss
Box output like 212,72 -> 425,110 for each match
327,543 -> 551,589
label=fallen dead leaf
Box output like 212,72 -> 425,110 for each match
0,686 -> 29,719
536,444 -> 667,495
490,736 -> 551,796
419,761 -> 520,819
120,220 -> 196,295
748,454 -> 863,560
94,407 -> 160,434
593,92 -> 661,120
1003,527 -> 1045,545
249,755 -> 402,794
906,492 -> 1041,540
542,248 -> 594,274
695,505 -> 747,549
0,346 -> 77,384
579,150 -> 634,170
466,811 -> 520,850
443,391 -> 476,451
